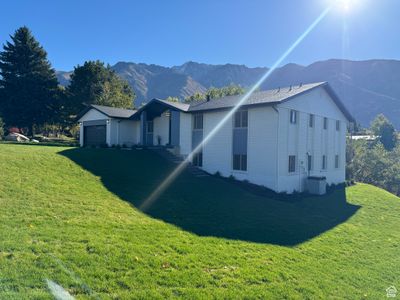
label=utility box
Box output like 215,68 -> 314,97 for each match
307,176 -> 327,195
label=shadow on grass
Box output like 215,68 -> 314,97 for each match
60,148 -> 360,246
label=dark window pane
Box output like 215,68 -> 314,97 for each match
324,118 -> 328,130
241,111 -> 248,128
336,120 -> 340,131
309,115 -> 314,127
234,112 -> 241,128
233,154 -> 241,170
241,155 -> 247,171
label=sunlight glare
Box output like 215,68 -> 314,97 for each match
140,6 -> 332,211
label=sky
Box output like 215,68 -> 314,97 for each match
1,0 -> 399,71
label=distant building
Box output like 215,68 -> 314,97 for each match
78,82 -> 354,193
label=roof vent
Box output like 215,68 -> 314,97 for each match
299,82 -> 303,87
289,85 -> 292,91
277,87 -> 280,93
206,94 -> 211,102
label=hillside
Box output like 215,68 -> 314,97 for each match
56,59 -> 400,128
1,144 -> 399,298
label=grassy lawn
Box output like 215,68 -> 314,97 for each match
0,144 -> 399,299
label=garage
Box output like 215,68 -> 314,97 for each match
84,125 -> 106,146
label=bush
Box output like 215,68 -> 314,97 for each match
0,117 -> 4,139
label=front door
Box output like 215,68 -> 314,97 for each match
146,121 -> 154,146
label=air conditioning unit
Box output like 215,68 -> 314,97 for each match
306,176 -> 327,195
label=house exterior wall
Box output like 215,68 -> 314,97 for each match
117,120 -> 140,146
199,107 -> 279,190
275,87 -> 348,192
153,113 -> 170,146
179,112 -> 192,157
78,109 -> 109,146
78,109 -> 140,147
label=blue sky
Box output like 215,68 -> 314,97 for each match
1,0 -> 399,71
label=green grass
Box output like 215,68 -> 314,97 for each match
0,144 -> 399,299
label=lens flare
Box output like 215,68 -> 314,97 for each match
139,6 -> 332,211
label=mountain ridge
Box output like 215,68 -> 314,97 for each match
56,58 -> 400,128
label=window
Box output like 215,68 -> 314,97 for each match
234,110 -> 248,128
307,154 -> 313,171
290,110 -> 297,124
233,110 -> 248,172
233,154 -> 247,171
147,121 -> 153,133
335,155 -> 339,168
323,117 -> 328,130
322,155 -> 327,170
288,155 -> 296,173
193,114 -> 203,130
309,114 -> 314,128
336,120 -> 340,131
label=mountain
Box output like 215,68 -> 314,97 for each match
56,59 -> 400,128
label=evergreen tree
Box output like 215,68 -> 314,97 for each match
0,26 -> 59,135
66,61 -> 135,115
370,114 -> 396,150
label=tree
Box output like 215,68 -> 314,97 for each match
66,61 -> 135,116
0,26 -> 59,135
370,114 -> 396,150
165,96 -> 179,102
185,84 -> 244,103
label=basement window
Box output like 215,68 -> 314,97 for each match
288,155 -> 296,173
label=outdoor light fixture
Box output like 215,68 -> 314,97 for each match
106,119 -> 110,125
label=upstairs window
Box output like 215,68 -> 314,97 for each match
193,114 -> 203,130
290,110 -> 297,124
323,117 -> 328,130
288,155 -> 296,173
234,110 -> 248,128
336,120 -> 340,131
309,114 -> 314,128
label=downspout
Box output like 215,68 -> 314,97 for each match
272,105 -> 280,192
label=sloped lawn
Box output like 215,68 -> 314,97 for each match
0,144 -> 399,299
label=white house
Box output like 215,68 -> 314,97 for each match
78,82 -> 354,194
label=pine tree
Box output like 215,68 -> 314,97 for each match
0,26 -> 59,135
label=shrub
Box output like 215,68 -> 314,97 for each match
0,117 -> 4,139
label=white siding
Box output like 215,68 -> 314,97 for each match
179,112 -> 192,157
200,107 -> 279,190
78,109 -> 107,122
78,109 -> 140,147
276,87 -> 348,192
153,114 -> 170,146
118,120 -> 140,146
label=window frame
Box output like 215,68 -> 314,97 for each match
336,120 -> 340,131
288,155 -> 296,173
309,114 -> 314,128
335,154 -> 339,169
233,154 -> 247,171
193,113 -> 203,130
234,110 -> 248,128
307,154 -> 313,172
322,155 -> 327,170
290,110 -> 297,124
323,117 -> 328,130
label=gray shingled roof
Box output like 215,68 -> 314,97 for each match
90,104 -> 137,119
79,81 -> 354,122
188,82 -> 326,112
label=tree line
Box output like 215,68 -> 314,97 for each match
347,114 -> 399,196
0,27 -> 135,136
